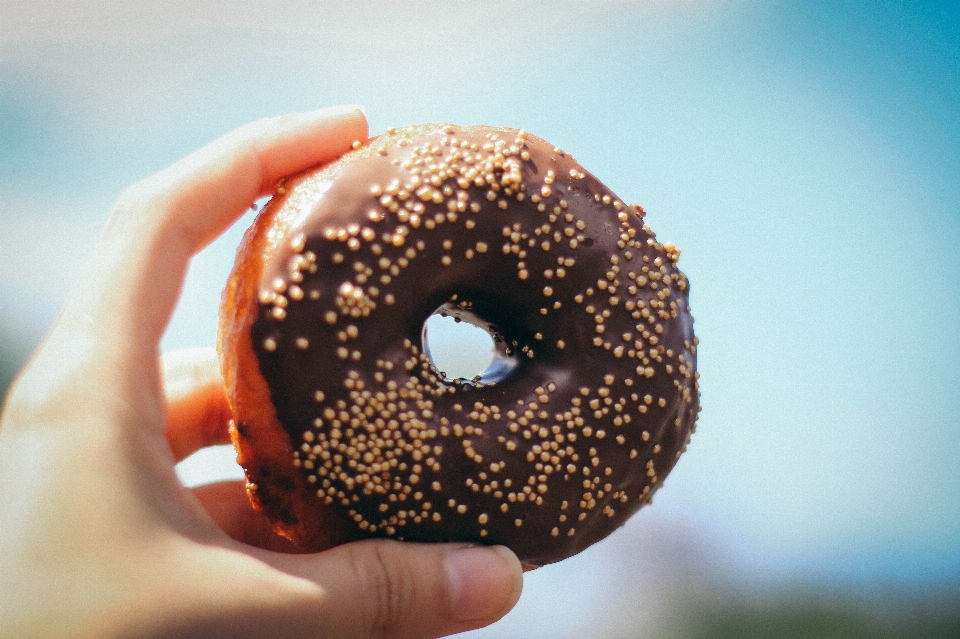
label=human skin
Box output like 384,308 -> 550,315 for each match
0,105 -> 523,639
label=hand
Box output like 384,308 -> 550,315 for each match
0,106 -> 523,639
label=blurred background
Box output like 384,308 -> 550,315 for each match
2,0 -> 959,636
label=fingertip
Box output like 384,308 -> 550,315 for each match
445,545 -> 523,625
302,104 -> 368,139
248,105 -> 369,196
319,103 -> 366,119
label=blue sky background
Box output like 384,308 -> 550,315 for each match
2,0 -> 959,634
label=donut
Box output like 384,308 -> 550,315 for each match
218,123 -> 699,567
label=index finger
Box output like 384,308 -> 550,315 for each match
70,106 -> 368,355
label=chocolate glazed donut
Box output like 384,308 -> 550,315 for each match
218,123 -> 699,567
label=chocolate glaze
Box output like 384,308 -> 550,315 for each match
240,124 -> 699,566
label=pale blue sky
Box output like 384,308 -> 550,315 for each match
2,1 -> 958,618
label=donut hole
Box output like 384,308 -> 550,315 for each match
422,303 -> 519,384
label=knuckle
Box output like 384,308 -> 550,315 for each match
113,175 -> 161,213
110,171 -> 198,248
351,542 -> 418,638
108,175 -> 174,238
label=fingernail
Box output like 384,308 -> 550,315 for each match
318,104 -> 366,118
445,545 -> 523,623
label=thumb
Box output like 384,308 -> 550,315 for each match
275,539 -> 523,639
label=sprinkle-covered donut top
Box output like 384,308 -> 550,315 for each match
244,124 -> 699,566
